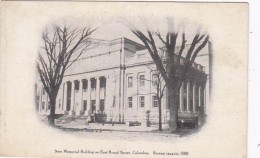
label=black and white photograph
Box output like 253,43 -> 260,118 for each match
35,16 -> 212,140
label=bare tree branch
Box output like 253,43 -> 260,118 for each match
130,20 -> 209,132
37,24 -> 96,125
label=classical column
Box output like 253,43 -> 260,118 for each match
96,77 -> 100,113
186,81 -> 190,112
179,83 -> 183,111
78,80 -> 82,114
193,82 -> 196,112
87,78 -> 91,114
70,80 -> 75,115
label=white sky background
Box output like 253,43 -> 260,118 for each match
91,17 -> 206,45
37,15 -> 208,68
51,15 -> 207,45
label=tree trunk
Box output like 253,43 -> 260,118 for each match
158,98 -> 162,131
168,86 -> 178,133
48,95 -> 57,126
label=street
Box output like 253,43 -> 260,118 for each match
56,125 -> 200,142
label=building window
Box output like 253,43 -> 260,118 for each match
153,96 -> 158,107
139,96 -> 145,107
100,77 -> 106,89
74,80 -> 79,92
91,78 -> 96,89
128,76 -> 133,88
100,99 -> 105,113
128,97 -> 133,108
152,74 -> 158,86
139,75 -> 145,86
83,100 -> 87,111
82,79 -> 88,92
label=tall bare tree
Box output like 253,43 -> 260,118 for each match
147,65 -> 166,131
37,25 -> 95,126
131,21 -> 209,132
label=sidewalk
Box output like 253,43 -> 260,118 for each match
55,122 -> 168,132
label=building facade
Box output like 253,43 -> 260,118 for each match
35,38 -> 210,125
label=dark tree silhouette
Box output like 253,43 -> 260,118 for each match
131,21 -> 209,132
37,25 -> 95,126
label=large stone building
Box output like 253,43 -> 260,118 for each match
35,37 -> 211,126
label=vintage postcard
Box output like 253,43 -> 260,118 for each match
0,1 -> 248,158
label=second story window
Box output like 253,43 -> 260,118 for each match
153,96 -> 158,107
74,80 -> 79,92
82,79 -> 88,92
128,76 -> 133,88
91,78 -> 96,90
100,77 -> 106,89
139,75 -> 145,86
152,74 -> 158,86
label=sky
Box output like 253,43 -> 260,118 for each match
90,20 -> 139,42
84,17 -> 206,46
